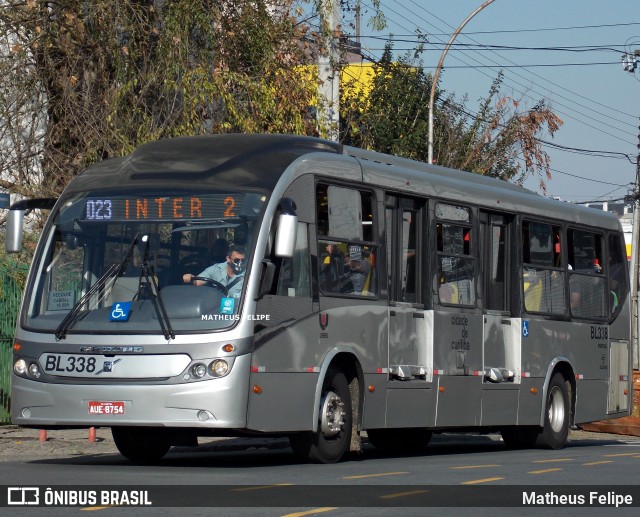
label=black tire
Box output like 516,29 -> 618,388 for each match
112,427 -> 171,462
501,426 -> 539,449
289,369 -> 352,464
367,428 -> 432,452
537,372 -> 570,449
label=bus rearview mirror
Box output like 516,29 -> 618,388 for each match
274,214 -> 297,258
5,209 -> 25,253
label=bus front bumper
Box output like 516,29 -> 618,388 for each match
10,355 -> 251,429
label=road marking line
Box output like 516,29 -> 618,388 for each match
380,490 -> 429,499
461,477 -> 504,485
282,508 -> 338,517
342,471 -> 408,479
81,508 -> 112,511
230,484 -> 294,492
603,452 -> 640,457
451,465 -> 500,470
528,468 -> 563,474
532,458 -> 572,463
583,460 -> 614,466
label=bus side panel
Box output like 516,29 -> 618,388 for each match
480,386 -> 519,426
248,305 -> 386,431
246,372 -> 318,432
361,373 -> 387,429
434,376 -> 482,427
385,387 -> 434,427
574,379 -> 610,423
432,311 -> 483,377
517,377 -> 545,425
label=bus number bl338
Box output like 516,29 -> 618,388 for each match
44,354 -> 97,373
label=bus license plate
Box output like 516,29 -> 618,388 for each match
88,401 -> 125,415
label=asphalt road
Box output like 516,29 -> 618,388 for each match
1,426 -> 639,516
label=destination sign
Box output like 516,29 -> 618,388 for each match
83,194 -> 250,221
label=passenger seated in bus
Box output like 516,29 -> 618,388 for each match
319,242 -> 345,293
183,244 -> 246,298
342,245 -> 371,294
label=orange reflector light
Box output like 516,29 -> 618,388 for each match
624,390 -> 628,395
222,344 -> 235,353
439,386 -> 445,393
13,342 -> 21,352
530,387 -> 538,394
253,385 -> 263,394
368,385 -> 375,393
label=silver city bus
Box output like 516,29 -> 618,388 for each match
6,134 -> 632,463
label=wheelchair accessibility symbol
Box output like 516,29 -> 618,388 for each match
522,320 -> 529,338
110,301 -> 132,322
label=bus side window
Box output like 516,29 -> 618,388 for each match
275,222 -> 310,298
316,184 -> 377,297
568,229 -> 606,319
436,220 -> 475,306
608,233 -> 627,314
521,221 -> 565,314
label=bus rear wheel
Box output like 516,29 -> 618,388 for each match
112,427 -> 171,462
289,369 -> 352,464
537,372 -> 570,449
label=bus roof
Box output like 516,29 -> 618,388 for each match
65,134 -> 342,194
63,133 -> 620,231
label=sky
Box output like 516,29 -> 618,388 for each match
338,0 -> 640,203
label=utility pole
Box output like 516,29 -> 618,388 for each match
633,119 -> 640,370
623,50 -> 640,369
428,0 -> 495,164
317,0 -> 340,142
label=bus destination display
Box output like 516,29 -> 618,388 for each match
83,194 -> 244,221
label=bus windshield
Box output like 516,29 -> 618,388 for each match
25,188 -> 267,336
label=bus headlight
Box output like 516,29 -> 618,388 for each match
14,359 -> 27,376
28,363 -> 42,379
209,359 -> 229,377
191,363 -> 207,379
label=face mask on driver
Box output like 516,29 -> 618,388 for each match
229,257 -> 245,275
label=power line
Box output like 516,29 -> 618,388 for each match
339,2 -> 638,195
377,0 -> 638,142
401,0 -> 638,138
360,38 -> 629,54
423,21 -> 640,36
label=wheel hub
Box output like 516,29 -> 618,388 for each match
548,386 -> 565,433
320,390 -> 346,437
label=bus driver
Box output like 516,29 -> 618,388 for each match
183,244 -> 246,298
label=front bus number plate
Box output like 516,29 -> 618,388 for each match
88,401 -> 125,415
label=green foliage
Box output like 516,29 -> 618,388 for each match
341,46 -> 562,190
0,0 -> 318,199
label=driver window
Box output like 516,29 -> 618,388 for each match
276,223 -> 310,297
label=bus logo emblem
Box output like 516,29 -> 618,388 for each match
319,313 -> 329,330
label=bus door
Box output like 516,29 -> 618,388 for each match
480,211 -> 519,385
386,196 -> 432,384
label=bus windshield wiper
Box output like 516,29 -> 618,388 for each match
55,234 -> 139,340
139,234 -> 175,340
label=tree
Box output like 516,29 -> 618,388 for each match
341,46 -> 562,192
0,0 -> 319,201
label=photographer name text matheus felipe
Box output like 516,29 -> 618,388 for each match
523,491 -> 633,507
201,314 -> 270,321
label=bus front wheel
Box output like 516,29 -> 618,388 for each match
289,369 -> 352,464
538,372 -> 570,449
112,427 -> 172,462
